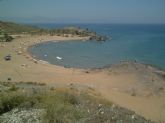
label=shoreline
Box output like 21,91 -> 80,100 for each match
0,34 -> 165,122
27,36 -> 165,71
25,35 -> 90,70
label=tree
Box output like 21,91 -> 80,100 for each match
4,33 -> 13,42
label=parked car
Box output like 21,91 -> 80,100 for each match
4,54 -> 11,61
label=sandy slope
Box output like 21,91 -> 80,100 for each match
0,35 -> 165,122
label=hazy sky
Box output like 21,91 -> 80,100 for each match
0,0 -> 165,23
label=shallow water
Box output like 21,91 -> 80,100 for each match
28,24 -> 165,69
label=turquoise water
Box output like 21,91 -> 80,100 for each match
29,24 -> 165,69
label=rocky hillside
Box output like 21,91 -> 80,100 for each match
89,61 -> 165,97
0,82 -> 154,123
0,21 -> 42,34
49,26 -> 110,41
0,21 -> 110,41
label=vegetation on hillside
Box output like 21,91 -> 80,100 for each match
0,31 -> 13,42
0,21 -> 109,41
49,27 -> 109,41
0,82 -> 154,123
0,21 -> 43,34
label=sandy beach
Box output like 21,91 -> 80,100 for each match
0,35 -> 165,122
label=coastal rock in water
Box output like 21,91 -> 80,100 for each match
89,34 -> 110,42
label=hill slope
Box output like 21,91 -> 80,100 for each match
0,21 -> 109,41
0,82 -> 154,123
0,21 -> 42,34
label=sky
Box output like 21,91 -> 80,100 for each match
0,0 -> 165,23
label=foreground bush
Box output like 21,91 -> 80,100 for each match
0,93 -> 25,114
0,83 -> 154,123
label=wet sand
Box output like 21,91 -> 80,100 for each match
0,35 -> 165,122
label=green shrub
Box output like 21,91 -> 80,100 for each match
0,93 -> 25,114
63,92 -> 80,105
0,33 -> 13,42
43,97 -> 83,123
8,84 -> 18,91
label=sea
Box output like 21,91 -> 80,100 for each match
28,23 -> 165,69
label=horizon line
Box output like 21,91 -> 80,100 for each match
1,20 -> 165,25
